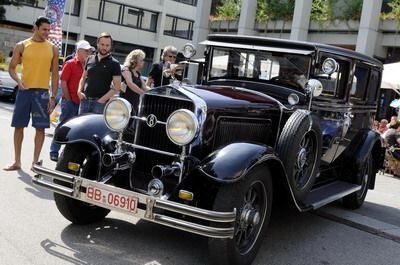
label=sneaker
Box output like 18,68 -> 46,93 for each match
50,153 -> 58,162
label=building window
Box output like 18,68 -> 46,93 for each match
172,0 -> 197,6
87,0 -> 102,20
164,15 -> 193,40
86,0 -> 158,32
16,0 -> 80,16
102,1 -> 121,24
64,0 -> 81,16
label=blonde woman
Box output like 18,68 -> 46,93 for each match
120,49 -> 148,113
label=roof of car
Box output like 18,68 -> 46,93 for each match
206,34 -> 383,68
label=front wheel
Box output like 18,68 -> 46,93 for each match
208,166 -> 273,265
54,144 -> 110,224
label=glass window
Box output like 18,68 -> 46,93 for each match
122,7 -> 141,27
350,65 -> 369,100
64,0 -> 81,16
367,69 -> 380,103
87,0 -> 102,19
164,16 -> 175,35
172,0 -> 197,6
103,1 -> 120,23
37,0 -> 46,8
210,47 -> 311,90
19,0 -> 36,6
164,16 -> 193,40
316,55 -> 350,99
141,12 -> 158,32
175,18 -> 192,39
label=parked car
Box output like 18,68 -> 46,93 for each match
32,35 -> 385,265
0,70 -> 19,102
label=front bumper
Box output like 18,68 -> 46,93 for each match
31,163 -> 236,239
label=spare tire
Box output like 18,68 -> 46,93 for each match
277,110 -> 322,201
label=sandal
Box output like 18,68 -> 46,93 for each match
3,164 -> 21,171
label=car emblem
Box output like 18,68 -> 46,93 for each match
146,114 -> 158,127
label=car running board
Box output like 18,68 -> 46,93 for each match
300,181 -> 361,210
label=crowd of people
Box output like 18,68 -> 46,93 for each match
3,16 -> 179,170
373,115 -> 400,144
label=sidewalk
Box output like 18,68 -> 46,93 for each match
317,173 -> 400,242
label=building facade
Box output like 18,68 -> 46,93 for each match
0,0 -> 211,75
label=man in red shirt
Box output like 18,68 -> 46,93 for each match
49,40 -> 94,161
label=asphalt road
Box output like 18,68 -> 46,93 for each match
0,98 -> 399,265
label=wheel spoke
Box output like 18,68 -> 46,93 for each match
236,229 -> 244,245
250,190 -> 257,204
245,189 -> 253,203
304,136 -> 310,148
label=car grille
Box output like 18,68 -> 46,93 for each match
213,118 -> 272,150
133,94 -> 194,176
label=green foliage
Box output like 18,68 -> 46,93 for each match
310,0 -> 334,22
255,0 -> 295,22
382,0 -> 400,22
215,0 -> 366,23
336,0 -> 363,21
267,0 -> 295,20
215,0 -> 242,20
256,0 -> 268,22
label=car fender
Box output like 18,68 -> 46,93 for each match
196,142 -> 311,212
54,114 -> 118,154
197,143 -> 275,183
353,130 -> 384,189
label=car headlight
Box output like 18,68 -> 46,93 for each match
104,98 -> 132,132
166,109 -> 199,146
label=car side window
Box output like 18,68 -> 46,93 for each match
316,55 -> 350,99
350,64 -> 370,101
366,69 -> 381,103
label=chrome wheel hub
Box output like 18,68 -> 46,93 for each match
297,147 -> 307,168
240,204 -> 260,227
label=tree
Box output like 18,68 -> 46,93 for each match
215,0 -> 242,20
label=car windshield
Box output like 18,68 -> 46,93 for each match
209,47 -> 311,89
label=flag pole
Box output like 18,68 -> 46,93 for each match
63,0 -> 73,60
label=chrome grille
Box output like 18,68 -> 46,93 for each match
133,94 -> 194,175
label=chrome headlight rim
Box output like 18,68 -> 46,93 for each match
166,109 -> 199,146
103,97 -> 132,132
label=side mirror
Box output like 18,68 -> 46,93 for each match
306,79 -> 323,97
182,43 -> 196,59
321,58 -> 339,75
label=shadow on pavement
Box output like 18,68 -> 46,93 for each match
43,218 -> 208,265
17,169 -> 53,201
353,201 -> 400,227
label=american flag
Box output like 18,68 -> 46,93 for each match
44,0 -> 66,55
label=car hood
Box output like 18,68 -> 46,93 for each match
147,84 -> 283,111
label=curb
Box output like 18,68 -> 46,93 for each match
315,206 -> 400,243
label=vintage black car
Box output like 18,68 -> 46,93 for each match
32,35 -> 385,265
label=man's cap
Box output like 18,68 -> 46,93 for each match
76,40 -> 95,51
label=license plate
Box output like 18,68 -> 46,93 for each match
85,185 -> 138,214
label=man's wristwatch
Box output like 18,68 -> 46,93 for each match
50,96 -> 56,100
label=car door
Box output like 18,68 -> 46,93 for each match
333,62 -> 379,160
312,53 -> 351,165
